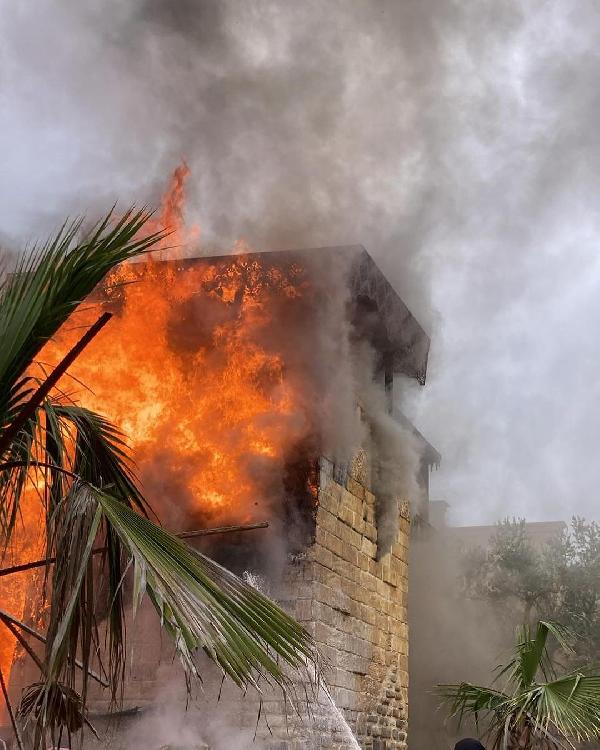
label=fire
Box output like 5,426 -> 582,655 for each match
39,165 -> 313,530
0,486 -> 43,706
145,162 -> 200,259
0,166 -> 316,691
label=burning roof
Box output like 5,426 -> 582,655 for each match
160,244 -> 431,384
31,243 -> 429,535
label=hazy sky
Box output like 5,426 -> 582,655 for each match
1,1 -> 599,525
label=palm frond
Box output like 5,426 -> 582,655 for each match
96,490 -> 319,688
0,208 -> 165,413
23,398 -> 145,697
497,621 -> 575,691
513,673 -> 600,742
50,404 -> 142,690
0,398 -> 147,550
18,680 -> 90,750
50,403 -> 147,515
438,682 -> 510,730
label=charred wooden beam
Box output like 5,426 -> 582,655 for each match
0,521 -> 269,578
178,521 -> 269,539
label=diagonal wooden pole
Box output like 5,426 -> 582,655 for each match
1,617 -> 45,674
0,521 -> 269,577
0,666 -> 24,750
0,312 -> 112,460
0,609 -> 108,688
178,521 -> 269,538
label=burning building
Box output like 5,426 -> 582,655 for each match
4,178 -> 437,749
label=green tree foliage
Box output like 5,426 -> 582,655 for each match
461,517 -> 600,666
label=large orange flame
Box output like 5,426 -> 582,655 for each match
42,165 -> 313,530
0,165 -> 316,696
0,488 -> 44,713
41,169 -> 311,529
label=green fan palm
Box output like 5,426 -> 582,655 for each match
439,620 -> 600,750
0,210 -> 319,749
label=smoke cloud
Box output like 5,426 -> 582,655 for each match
2,0 -> 599,526
5,5 -> 600,749
409,531 -> 508,749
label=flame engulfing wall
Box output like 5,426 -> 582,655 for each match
23,172 -> 349,545
3,170 -> 433,747
35,168 -> 428,545
43,254 -> 318,529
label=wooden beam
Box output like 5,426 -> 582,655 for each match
0,521 -> 269,578
0,313 -> 112,460
178,521 -> 269,539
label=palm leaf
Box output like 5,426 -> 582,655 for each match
18,680 -> 90,750
0,207 -> 166,410
96,490 -> 318,688
0,399 -> 148,557
514,673 -> 600,742
50,403 -> 147,515
494,621 -> 575,694
438,682 -> 510,730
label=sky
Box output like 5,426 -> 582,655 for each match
1,0 -> 600,525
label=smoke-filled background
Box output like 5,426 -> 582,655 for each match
3,3 -> 600,749
3,0 -> 600,525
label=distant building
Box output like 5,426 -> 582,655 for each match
428,499 -> 566,548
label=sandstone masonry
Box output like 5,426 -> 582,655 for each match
260,455 -> 410,750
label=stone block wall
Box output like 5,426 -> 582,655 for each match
269,456 -> 410,750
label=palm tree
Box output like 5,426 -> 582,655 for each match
439,620 -> 600,750
0,209 -> 318,749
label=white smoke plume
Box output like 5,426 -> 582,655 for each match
2,0 -> 599,525
4,5 -> 600,749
